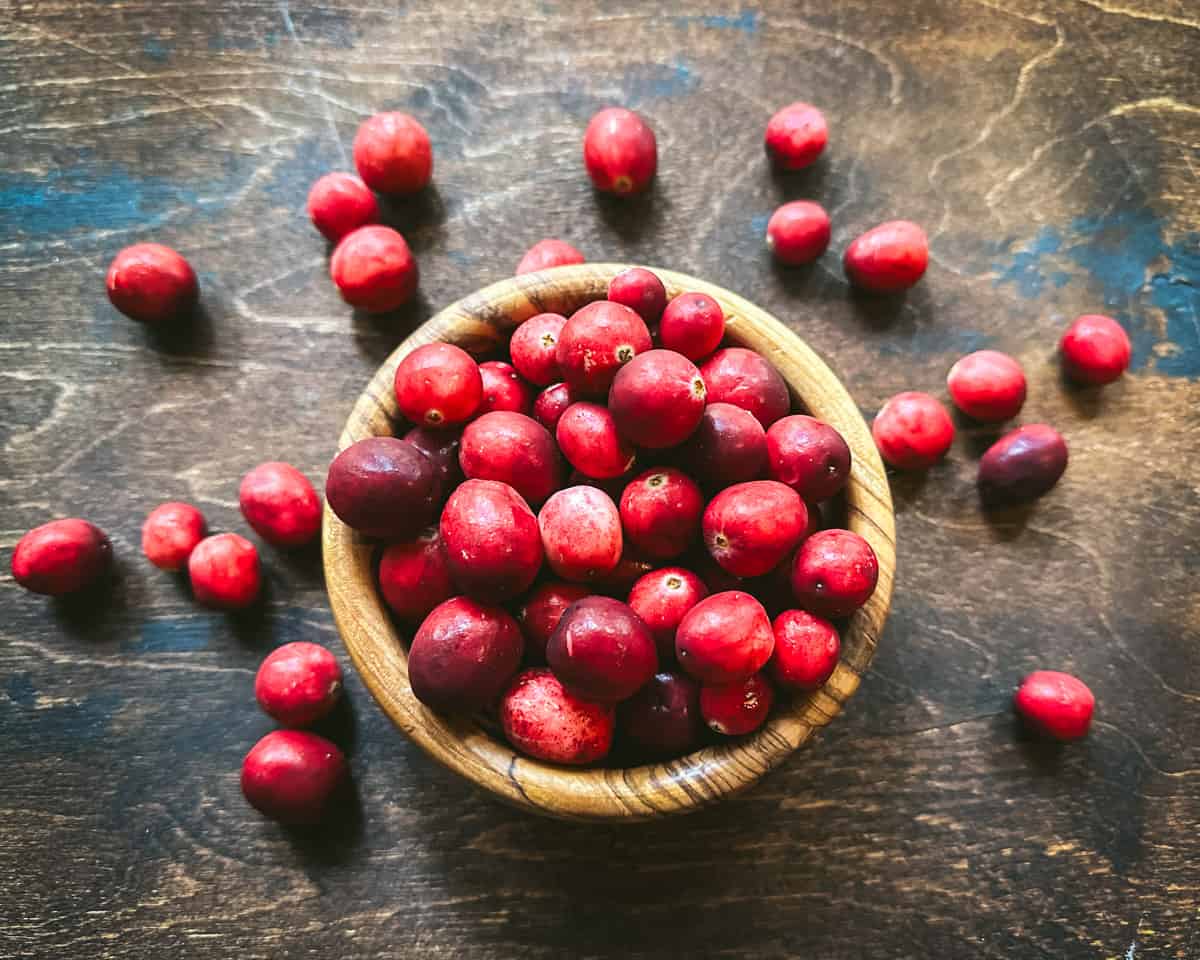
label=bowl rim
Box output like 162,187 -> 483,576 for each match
323,263 -> 895,821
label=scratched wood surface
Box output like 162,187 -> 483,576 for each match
1,1 -> 1197,957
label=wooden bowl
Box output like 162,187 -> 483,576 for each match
323,264 -> 895,822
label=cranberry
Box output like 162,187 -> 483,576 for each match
409,597 -> 524,713
767,201 -> 831,265
460,411 -> 562,505
872,391 -> 954,470
352,111 -> 432,194
619,468 -> 703,559
675,590 -> 774,684
255,642 -> 343,727
947,350 -> 1027,422
477,360 -> 535,416
700,672 -> 774,736
556,300 -> 652,397
844,220 -> 929,293
583,107 -> 657,195
607,267 -> 667,324
439,479 -> 543,602
1060,314 -> 1132,385
977,424 -> 1068,505
659,292 -> 725,361
538,485 -> 623,581
306,172 -> 378,243
12,518 -> 112,595
516,238 -> 585,275
627,567 -> 708,661
699,347 -> 790,428
517,581 -> 591,661
241,730 -> 347,824
766,415 -> 851,502
619,672 -> 703,757
141,503 -> 206,571
546,596 -> 657,701
556,402 -> 636,479
330,225 -> 418,313
769,610 -> 840,690
532,382 -> 573,431
509,313 -> 566,386
683,402 -> 768,489
238,461 -> 321,548
188,533 -> 261,610
106,243 -> 197,324
393,342 -> 483,429
402,426 -> 463,502
1014,670 -> 1095,740
790,529 -> 878,619
326,437 -> 438,540
703,480 -> 808,577
764,102 -> 828,170
378,528 -> 453,622
500,668 -> 614,765
609,349 -> 707,449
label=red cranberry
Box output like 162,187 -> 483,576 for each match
1060,314 -> 1131,385
675,590 -> 774,684
844,220 -> 929,293
546,596 -> 657,701
609,349 -> 707,448
306,172 -> 377,243
516,238 -> 585,275
683,402 -> 768,489
509,313 -> 566,386
947,350 -> 1027,422
619,671 -> 703,757
977,424 -> 1068,505
352,111 -> 432,194
607,267 -> 667,324
517,581 -> 591,661
106,243 -> 197,324
1014,670 -> 1095,740
460,411 -> 562,505
627,567 -> 708,661
766,415 -> 851,502
393,342 -> 483,429
700,672 -> 774,736
188,533 -> 261,610
872,391 -> 954,470
500,668 -> 614,765
238,461 -> 321,548
790,529 -> 878,619
402,426 -> 463,501
703,480 -> 808,577
439,479 -> 543,601
659,292 -> 725,361
619,468 -> 703,559
12,518 -> 112,595
556,402 -> 636,479
764,102 -> 828,170
477,360 -> 535,416
326,437 -> 438,540
255,642 -> 343,727
556,300 -> 652,396
378,528 -> 453,623
330,225 -> 418,313
583,107 -> 657,195
767,201 -> 831,265
141,503 -> 206,571
241,730 -> 347,824
699,347 -> 790,428
532,382 -> 573,431
538,486 -> 623,581
769,610 -> 840,691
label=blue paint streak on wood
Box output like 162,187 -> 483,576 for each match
142,36 -> 171,62
5,672 -> 38,708
133,617 -> 214,654
676,11 -> 760,33
0,678 -> 120,745
625,59 -> 699,105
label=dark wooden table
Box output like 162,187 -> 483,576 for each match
3,2 -> 1197,957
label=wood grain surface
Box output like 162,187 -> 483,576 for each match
1,0 -> 1197,956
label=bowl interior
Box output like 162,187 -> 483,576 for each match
322,264 -> 895,821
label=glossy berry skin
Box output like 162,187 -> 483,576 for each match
106,243 -> 197,323
546,596 -> 657,702
769,610 -> 840,691
500,668 -> 615,765
556,402 -> 636,479
238,462 -> 321,548
607,268 -> 667,324
460,411 -> 562,505
659,293 -> 725,361
844,220 -> 929,293
619,468 -> 704,559
509,313 -> 566,386
764,102 -> 828,170
700,672 -> 774,736
241,730 -> 347,824
325,437 -> 438,541
766,415 -> 852,502
790,529 -> 878,619
330,225 -> 418,313
532,382 -> 573,431
516,239 -> 585,275
477,361 -> 535,416
255,642 -> 343,728
141,503 -> 206,571
699,348 -> 790,429
977,424 -> 1068,505
675,590 -> 774,685
402,427 -> 463,503
608,350 -> 707,449
703,481 -> 808,578
872,391 -> 955,470
12,519 -> 112,595
439,479 -> 543,602
352,111 -> 432,194
627,567 -> 708,661
188,533 -> 261,610
377,528 -> 453,623
619,671 -> 703,757
393,342 -> 483,429
517,581 -> 591,662
583,107 -> 657,195
557,300 -> 652,397
947,350 -> 1027,422
1060,314 -> 1132,385
538,486 -> 623,582
684,402 -> 768,490
306,172 -> 378,242
766,201 -> 831,265
1014,670 -> 1095,740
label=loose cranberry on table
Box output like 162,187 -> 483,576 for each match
241,729 -> 347,824
619,468 -> 704,559
627,567 -> 708,661
352,111 -> 432,194
659,292 -> 725,361
684,402 -> 768,490
556,402 -> 636,479
408,597 -> 525,713
699,347 -> 791,428
12,518 -> 112,595
1014,670 -> 1095,740
607,267 -> 667,324
844,220 -> 929,293
1060,314 -> 1132,385
330,225 -> 418,313
500,668 -> 615,765
255,641 -> 343,728
946,350 -> 1027,422
393,342 -> 483,429
459,411 -> 562,505
306,172 -> 378,243
609,349 -> 707,448
766,415 -> 852,502
766,201 -> 831,265
703,480 -> 808,578
790,529 -> 878,619
764,101 -> 828,170
439,479 -> 543,601
872,391 -> 954,470
701,672 -> 775,736
509,313 -> 567,386
977,424 -> 1068,505
516,238 -> 585,275
238,461 -> 321,548
517,581 -> 591,661
583,107 -> 657,195
141,502 -> 206,571
402,426 -> 463,502
106,243 -> 197,324
546,596 -> 657,701
556,299 -> 652,396
619,671 -> 703,757
769,609 -> 840,691
477,360 -> 535,416
675,590 -> 774,684
532,382 -> 573,431
188,533 -> 261,610
538,485 -> 623,581
326,437 -> 438,540
378,529 -> 453,623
